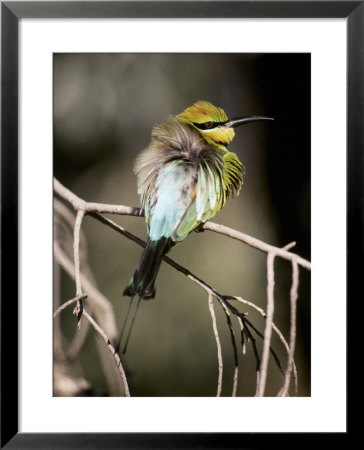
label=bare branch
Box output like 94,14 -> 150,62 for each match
256,252 -> 276,397
232,295 -> 298,394
282,242 -> 296,251
240,320 -> 261,393
54,177 -> 310,271
236,316 -> 247,355
278,260 -> 299,397
73,209 -> 85,296
53,294 -> 88,318
54,178 -> 87,211
54,178 -> 143,216
218,298 -> 239,397
208,293 -> 223,397
87,210 -> 299,395
54,243 -> 117,334
86,202 -> 143,216
72,209 -> 85,327
82,308 -> 130,397
88,212 -> 221,300
54,177 -> 310,397
243,316 -> 285,383
202,221 -> 311,270
55,243 -> 127,396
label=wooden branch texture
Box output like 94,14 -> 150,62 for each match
53,177 -> 311,397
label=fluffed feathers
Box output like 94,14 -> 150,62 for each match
124,118 -> 244,300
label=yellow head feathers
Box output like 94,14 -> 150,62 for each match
178,100 -> 228,124
177,101 -> 235,147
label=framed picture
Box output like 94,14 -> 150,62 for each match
2,1 -> 358,447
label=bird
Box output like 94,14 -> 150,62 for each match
123,100 -> 273,301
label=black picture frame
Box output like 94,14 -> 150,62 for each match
1,1 -> 359,448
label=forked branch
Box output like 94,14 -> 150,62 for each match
54,177 -> 311,397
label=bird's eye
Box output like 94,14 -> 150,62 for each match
192,121 -> 218,130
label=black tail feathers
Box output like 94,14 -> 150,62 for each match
123,238 -> 170,300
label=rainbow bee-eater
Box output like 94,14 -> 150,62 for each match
123,100 -> 273,300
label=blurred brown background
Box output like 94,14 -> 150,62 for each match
54,53 -> 310,396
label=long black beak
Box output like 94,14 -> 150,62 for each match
223,116 -> 274,128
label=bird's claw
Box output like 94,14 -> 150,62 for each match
194,224 -> 205,233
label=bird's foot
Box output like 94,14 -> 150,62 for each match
194,224 -> 205,233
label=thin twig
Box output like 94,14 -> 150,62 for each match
54,243 -> 117,332
243,317 -> 285,382
283,242 -> 296,251
241,320 -> 261,393
54,244 -> 126,396
218,298 -> 239,396
236,316 -> 246,355
82,307 -> 130,397
73,209 -> 85,296
54,242 -> 117,359
202,221 -> 311,270
88,212 -> 221,299
219,300 -> 285,394
256,252 -> 276,397
73,209 -> 85,326
53,294 -> 88,318
231,295 -> 298,394
208,293 -> 223,397
279,260 -> 299,397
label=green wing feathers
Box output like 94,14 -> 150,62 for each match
174,151 -> 244,239
223,151 -> 245,199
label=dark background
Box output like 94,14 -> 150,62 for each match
54,53 -> 310,396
